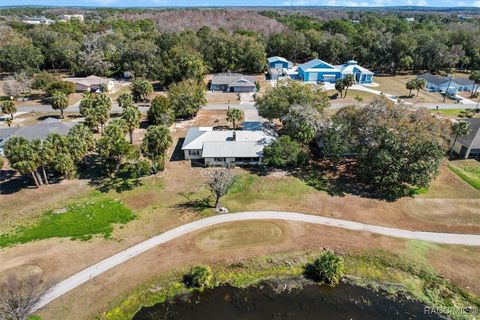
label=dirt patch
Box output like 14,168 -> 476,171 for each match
189,109 -> 232,129
205,92 -> 240,105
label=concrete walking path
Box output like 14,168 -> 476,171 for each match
34,211 -> 480,311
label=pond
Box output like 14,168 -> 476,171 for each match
133,280 -> 444,320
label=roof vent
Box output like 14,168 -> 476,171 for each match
347,60 -> 358,65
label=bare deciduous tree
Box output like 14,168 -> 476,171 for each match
0,274 -> 49,320
204,167 -> 237,209
3,73 -> 32,99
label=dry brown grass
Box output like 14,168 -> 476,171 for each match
375,75 -> 450,104
205,92 -> 240,105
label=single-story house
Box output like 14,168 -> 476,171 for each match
450,118 -> 480,159
267,56 -> 293,80
210,73 -> 257,93
0,118 -> 75,155
417,73 -> 474,95
298,59 -> 374,84
64,75 -> 115,93
181,124 -> 276,165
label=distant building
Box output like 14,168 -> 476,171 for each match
59,14 -> 84,22
450,119 -> 480,159
64,75 -> 115,93
210,73 -> 257,93
297,59 -> 374,84
417,73 -> 474,95
22,16 -> 54,25
181,124 -> 276,166
0,118 -> 76,155
405,17 -> 415,22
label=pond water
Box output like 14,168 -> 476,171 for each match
133,281 -> 444,320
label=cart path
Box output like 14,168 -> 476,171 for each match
35,211 -> 480,311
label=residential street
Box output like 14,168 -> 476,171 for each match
34,210 -> 480,312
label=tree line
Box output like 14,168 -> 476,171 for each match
1,10 -> 479,81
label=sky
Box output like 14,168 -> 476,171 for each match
1,0 -> 479,8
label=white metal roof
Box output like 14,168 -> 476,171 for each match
202,141 -> 264,158
181,126 -> 276,158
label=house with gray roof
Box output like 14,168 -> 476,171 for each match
210,73 -> 257,93
0,119 -> 76,155
181,124 -> 276,165
417,73 -> 474,95
450,118 -> 480,159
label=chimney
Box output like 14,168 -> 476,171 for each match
232,131 -> 236,141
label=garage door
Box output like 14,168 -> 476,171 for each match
323,75 -> 336,83
307,72 -> 318,82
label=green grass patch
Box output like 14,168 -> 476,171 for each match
99,250 -> 479,320
0,194 -> 135,248
223,173 -> 313,212
448,163 -> 480,190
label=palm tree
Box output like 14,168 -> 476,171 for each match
226,108 -> 243,129
50,91 -> 69,119
335,79 -> 345,98
121,105 -> 142,144
3,137 -> 42,188
415,79 -> 427,97
443,70 -> 454,103
406,79 -> 416,97
117,93 -> 134,108
54,153 -> 76,179
2,100 -> 16,120
342,74 -> 355,98
450,121 -> 470,158
141,125 -> 173,172
469,71 -> 480,97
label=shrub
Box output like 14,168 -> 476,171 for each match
46,80 -> 75,97
183,265 -> 213,288
304,250 -> 344,286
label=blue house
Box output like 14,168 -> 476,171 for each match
418,73 -> 474,95
298,59 -> 374,84
298,59 -> 342,83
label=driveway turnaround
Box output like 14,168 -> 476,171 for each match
34,211 -> 480,311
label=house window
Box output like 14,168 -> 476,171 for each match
189,150 -> 201,156
214,157 -> 225,162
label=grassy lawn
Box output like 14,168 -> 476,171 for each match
109,85 -> 131,101
448,160 -> 480,190
431,109 -> 480,119
0,193 -> 135,248
374,75 -> 447,103
98,248 -> 480,320
195,221 -> 283,251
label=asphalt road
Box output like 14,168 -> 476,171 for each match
34,211 -> 480,312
